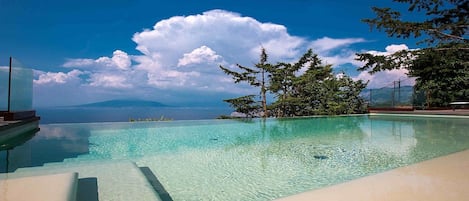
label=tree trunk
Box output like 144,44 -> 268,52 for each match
261,69 -> 268,117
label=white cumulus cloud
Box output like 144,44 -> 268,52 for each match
34,69 -> 84,85
132,9 -> 305,64
62,59 -> 95,67
366,44 -> 409,56
88,73 -> 132,88
130,9 -> 308,91
63,50 -> 131,70
310,37 -> 366,53
308,37 -> 366,67
59,50 -> 136,89
353,44 -> 416,88
177,46 -> 222,67
33,9 -> 392,106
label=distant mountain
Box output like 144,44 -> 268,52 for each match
76,99 -> 169,108
361,86 -> 414,105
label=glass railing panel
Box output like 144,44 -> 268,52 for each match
8,58 -> 33,111
0,65 -> 8,111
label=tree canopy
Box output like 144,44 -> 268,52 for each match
363,0 -> 468,46
220,48 -> 271,117
221,49 -> 367,118
356,0 -> 468,107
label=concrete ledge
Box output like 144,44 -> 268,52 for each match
275,149 -> 469,201
0,172 -> 78,201
0,117 -> 40,145
2,110 -> 37,121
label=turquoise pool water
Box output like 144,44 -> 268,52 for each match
2,114 -> 469,200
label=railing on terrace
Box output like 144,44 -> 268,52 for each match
0,57 -> 34,114
361,78 -> 423,110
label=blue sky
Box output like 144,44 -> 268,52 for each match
0,0 -> 419,107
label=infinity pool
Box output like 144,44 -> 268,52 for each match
1,114 -> 469,200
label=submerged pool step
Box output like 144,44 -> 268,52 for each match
64,154 -> 110,162
62,153 -> 132,164
42,158 -> 127,168
64,155 -> 117,164
39,161 -> 64,167
11,160 -> 162,201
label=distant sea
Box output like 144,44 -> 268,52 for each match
36,107 -> 234,124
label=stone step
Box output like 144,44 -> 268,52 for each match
0,172 -> 78,201
5,160 -> 162,201
42,157 -> 118,167
62,155 -> 112,163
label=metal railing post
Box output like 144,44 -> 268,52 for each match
7,56 -> 12,112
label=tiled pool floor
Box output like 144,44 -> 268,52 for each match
3,149 -> 467,201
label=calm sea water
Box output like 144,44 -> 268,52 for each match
36,106 -> 234,124
1,115 -> 469,200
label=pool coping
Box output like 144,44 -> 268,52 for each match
369,109 -> 469,116
275,149 -> 469,201
369,112 -> 469,118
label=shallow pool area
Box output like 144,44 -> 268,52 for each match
1,114 -> 469,200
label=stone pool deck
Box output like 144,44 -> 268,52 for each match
276,148 -> 469,201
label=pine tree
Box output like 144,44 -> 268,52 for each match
221,49 -> 368,117
220,48 -> 272,117
269,49 -> 319,117
356,0 -> 468,107
271,50 -> 368,116
223,95 -> 260,118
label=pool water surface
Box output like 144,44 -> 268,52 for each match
1,115 -> 469,200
